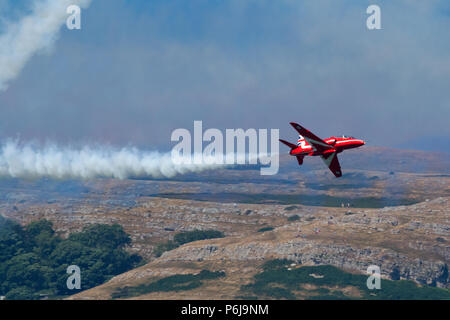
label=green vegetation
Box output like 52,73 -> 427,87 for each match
155,192 -> 419,208
153,240 -> 180,258
0,217 -> 141,300
111,270 -> 225,299
257,227 -> 274,233
287,215 -> 300,222
261,259 -> 293,271
240,259 -> 450,300
174,230 -> 224,245
154,229 -> 225,257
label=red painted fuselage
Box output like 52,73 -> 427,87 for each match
290,136 -> 365,157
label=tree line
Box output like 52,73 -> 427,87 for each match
0,216 -> 141,300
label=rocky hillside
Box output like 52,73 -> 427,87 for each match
67,197 -> 449,299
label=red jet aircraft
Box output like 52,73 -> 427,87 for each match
279,122 -> 365,178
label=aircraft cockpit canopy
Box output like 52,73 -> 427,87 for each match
342,135 -> 355,139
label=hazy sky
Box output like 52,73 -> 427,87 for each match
0,0 -> 449,151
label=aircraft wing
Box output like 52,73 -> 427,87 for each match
320,152 -> 342,178
290,122 -> 334,152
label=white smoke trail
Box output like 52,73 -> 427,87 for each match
0,0 -> 92,90
0,141 -> 226,180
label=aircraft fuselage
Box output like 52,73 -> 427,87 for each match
279,122 -> 366,177
290,137 -> 365,157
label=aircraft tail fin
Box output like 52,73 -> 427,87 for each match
280,139 -> 304,166
279,139 -> 297,149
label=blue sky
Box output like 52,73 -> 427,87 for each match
0,0 -> 449,151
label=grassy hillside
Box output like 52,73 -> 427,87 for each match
240,259 -> 450,300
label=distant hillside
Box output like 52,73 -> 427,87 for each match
278,146 -> 450,174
